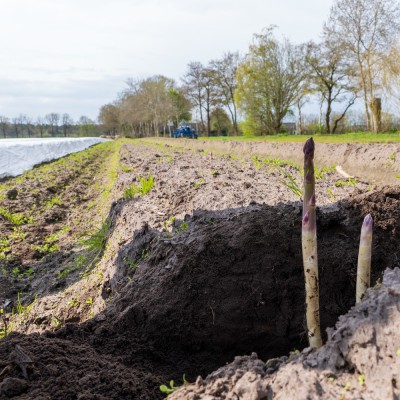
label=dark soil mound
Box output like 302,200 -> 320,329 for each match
170,267 -> 400,399
1,187 -> 399,399
103,188 -> 399,365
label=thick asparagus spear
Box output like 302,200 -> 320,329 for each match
356,214 -> 373,303
302,138 -> 322,348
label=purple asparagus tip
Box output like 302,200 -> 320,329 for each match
303,138 -> 315,158
362,214 -> 373,233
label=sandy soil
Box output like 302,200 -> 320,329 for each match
0,139 -> 399,399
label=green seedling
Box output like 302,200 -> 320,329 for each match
123,176 -> 155,199
12,267 -> 23,279
46,196 -> 62,207
85,297 -> 93,305
315,165 -> 336,180
0,208 -> 29,226
120,165 -> 133,173
51,315 -> 62,329
68,299 -> 80,308
16,293 -> 36,315
193,178 -> 205,188
180,221 -> 189,232
335,177 -> 358,188
160,375 -> 190,395
57,268 -> 71,280
327,188 -> 336,201
81,219 -> 111,252
276,166 -> 302,198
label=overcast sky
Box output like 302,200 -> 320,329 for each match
0,0 -> 333,121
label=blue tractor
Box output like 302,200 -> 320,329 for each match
172,125 -> 198,139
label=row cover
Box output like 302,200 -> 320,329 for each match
0,137 -> 108,178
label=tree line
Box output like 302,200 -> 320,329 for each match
100,0 -> 400,137
0,113 -> 100,138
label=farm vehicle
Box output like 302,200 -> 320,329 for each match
171,125 -> 198,139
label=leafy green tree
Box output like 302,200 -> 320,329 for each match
168,88 -> 192,128
236,27 -> 306,135
210,107 -> 232,136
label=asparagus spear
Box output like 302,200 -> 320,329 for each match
356,214 -> 373,303
302,138 -> 322,348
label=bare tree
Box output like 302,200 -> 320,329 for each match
209,52 -> 241,135
20,115 -> 32,137
12,115 -> 25,138
61,113 -> 74,137
182,62 -> 207,135
0,116 -> 9,138
35,117 -> 47,137
45,113 -> 60,136
306,41 -> 357,133
78,116 -> 96,136
324,0 -> 400,132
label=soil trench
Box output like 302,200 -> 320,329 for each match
0,139 -> 399,399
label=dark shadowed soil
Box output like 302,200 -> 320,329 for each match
0,139 -> 399,399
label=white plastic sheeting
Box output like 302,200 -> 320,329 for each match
0,137 -> 109,178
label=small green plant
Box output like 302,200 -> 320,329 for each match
12,267 -> 23,279
120,165 -> 134,173
85,297 -> 94,305
57,268 -> 71,280
211,169 -> 220,177
0,208 -> 29,226
68,299 -> 80,308
24,267 -> 34,277
123,176 -> 155,199
276,166 -> 302,198
339,382 -> 351,400
163,216 -> 176,230
326,188 -> 336,201
141,246 -> 150,260
46,196 -> 62,207
335,177 -> 358,188
0,306 -> 12,339
251,156 -> 263,169
358,374 -> 365,386
160,375 -> 190,395
31,233 -> 59,255
315,165 -> 336,180
51,315 -> 62,328
82,219 -> 111,252
16,293 -> 36,315
180,221 -> 189,232
8,228 -> 27,241
193,178 -> 205,188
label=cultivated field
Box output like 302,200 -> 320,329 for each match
0,138 -> 399,399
